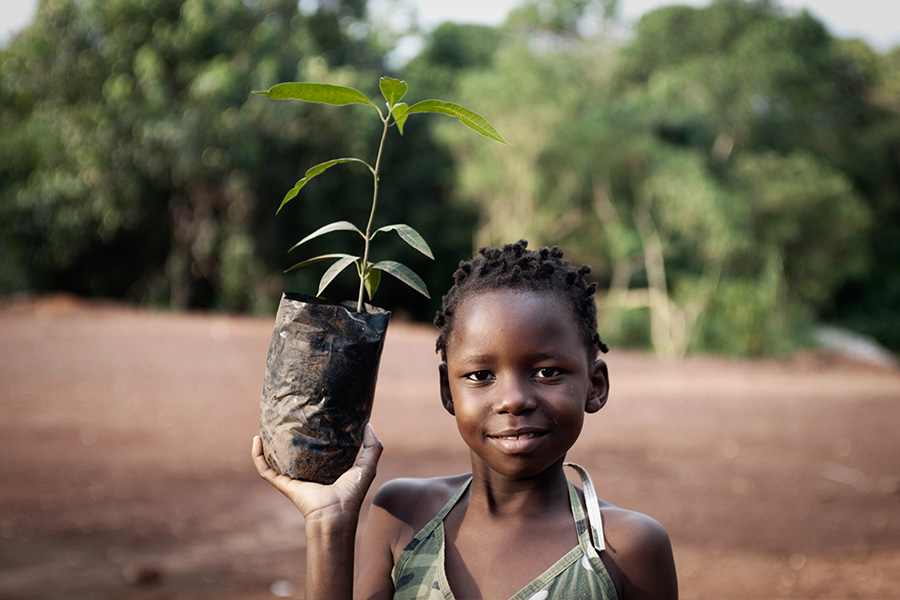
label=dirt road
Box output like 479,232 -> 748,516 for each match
1,296 -> 898,599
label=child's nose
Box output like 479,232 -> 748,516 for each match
495,376 -> 538,414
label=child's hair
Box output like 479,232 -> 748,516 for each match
434,240 -> 609,361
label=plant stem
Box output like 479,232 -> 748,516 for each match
357,111 -> 391,313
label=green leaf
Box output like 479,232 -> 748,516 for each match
288,221 -> 364,252
364,265 -> 382,300
371,260 -> 430,298
392,102 -> 409,134
375,224 -> 434,259
317,255 -> 359,297
284,253 -> 358,274
277,158 -> 372,213
405,100 -> 508,145
379,77 -> 407,108
253,83 -> 377,109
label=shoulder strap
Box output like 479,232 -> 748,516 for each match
392,475 -> 473,583
408,475 -> 472,544
435,476 -> 472,522
564,462 -> 606,552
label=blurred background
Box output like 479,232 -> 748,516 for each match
2,2 -> 900,599
1,0 -> 898,358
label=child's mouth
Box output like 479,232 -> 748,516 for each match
487,430 -> 548,452
494,432 -> 540,440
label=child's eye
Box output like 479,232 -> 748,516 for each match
465,370 -> 493,382
534,367 -> 561,379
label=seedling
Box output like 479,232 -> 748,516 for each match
254,76 -> 507,313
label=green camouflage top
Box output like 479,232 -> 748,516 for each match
391,467 -> 618,600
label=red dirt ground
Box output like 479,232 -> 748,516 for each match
1,295 -> 898,599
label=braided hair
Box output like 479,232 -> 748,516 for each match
434,240 -> 608,361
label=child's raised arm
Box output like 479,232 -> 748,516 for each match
251,424 -> 383,600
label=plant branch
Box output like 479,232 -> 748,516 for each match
357,111 -> 391,313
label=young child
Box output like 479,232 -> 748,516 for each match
252,240 -> 678,599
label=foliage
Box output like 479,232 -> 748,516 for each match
820,45 -> 900,350
433,0 -> 884,355
255,77 -> 506,312
605,0 -> 883,354
402,23 -> 502,99
0,0 -> 382,312
254,76 -> 506,312
1,0 -> 897,355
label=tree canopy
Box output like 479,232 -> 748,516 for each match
2,0 -> 897,355
2,0 -> 385,312
424,0 -> 893,354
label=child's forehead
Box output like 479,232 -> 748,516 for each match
451,289 -> 582,341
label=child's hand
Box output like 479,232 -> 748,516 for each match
251,424 -> 383,525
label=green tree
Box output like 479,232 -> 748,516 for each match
402,22 -> 502,98
0,0 -> 383,312
434,0 -> 877,355
608,0 -> 875,354
821,45 -> 900,349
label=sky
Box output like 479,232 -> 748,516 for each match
1,0 -> 898,50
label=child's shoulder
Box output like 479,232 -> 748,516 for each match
367,474 -> 471,556
373,473 -> 470,520
599,501 -> 678,598
600,501 -> 671,548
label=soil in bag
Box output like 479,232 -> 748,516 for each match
260,292 -> 390,484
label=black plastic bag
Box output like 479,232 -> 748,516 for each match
260,292 -> 390,484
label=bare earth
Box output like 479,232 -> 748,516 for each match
1,295 -> 898,600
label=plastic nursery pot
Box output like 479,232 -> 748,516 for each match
260,292 -> 390,484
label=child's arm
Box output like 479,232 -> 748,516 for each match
251,424 -> 383,600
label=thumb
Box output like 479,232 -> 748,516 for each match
337,423 -> 383,491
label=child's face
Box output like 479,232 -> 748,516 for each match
439,288 -> 608,480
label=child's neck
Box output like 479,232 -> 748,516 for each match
467,463 -> 571,518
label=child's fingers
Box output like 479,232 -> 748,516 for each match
363,422 -> 380,447
251,435 -> 278,482
358,423 -> 383,470
333,424 -> 382,490
355,424 -> 383,486
252,436 -> 308,506
253,428 -> 381,508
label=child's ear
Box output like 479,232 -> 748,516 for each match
585,359 -> 609,414
439,363 -> 455,415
